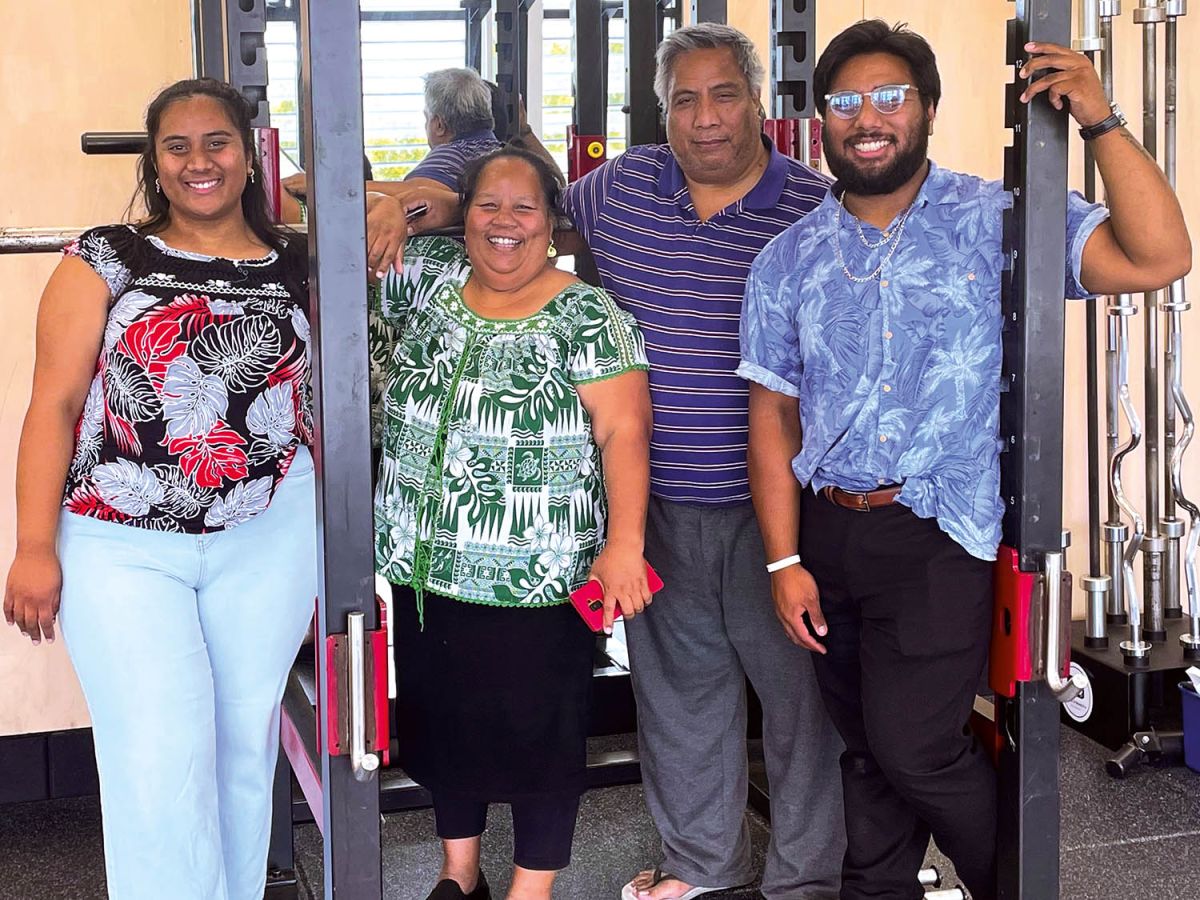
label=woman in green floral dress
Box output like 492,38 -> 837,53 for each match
370,148 -> 653,900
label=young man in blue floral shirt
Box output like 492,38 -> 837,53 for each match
739,20 -> 1190,900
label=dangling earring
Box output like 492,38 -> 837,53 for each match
248,169 -> 255,183
547,239 -> 557,259
154,178 -> 161,194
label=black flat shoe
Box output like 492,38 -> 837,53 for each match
425,871 -> 491,900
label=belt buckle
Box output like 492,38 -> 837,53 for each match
852,490 -> 871,512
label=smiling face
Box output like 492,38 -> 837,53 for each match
463,155 -> 555,292
664,46 -> 765,188
821,51 -> 934,197
153,94 -> 252,226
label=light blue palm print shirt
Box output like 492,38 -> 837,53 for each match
738,162 -> 1108,561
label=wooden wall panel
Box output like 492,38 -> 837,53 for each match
0,1 -> 191,736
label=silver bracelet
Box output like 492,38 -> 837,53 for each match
765,554 -> 802,574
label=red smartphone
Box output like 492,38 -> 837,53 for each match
570,562 -> 664,632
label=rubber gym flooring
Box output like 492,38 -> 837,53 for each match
1,726 -> 1198,898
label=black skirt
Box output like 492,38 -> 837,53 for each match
391,584 -> 596,800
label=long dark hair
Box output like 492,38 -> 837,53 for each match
131,78 -> 297,257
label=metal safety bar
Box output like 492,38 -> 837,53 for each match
1110,290 -> 1153,664
1162,0 -> 1189,626
1046,542 -> 1086,700
1163,0 -> 1200,656
0,222 -> 477,257
1077,0 -> 1113,650
1136,0 -> 1168,642
1099,0 -> 1130,633
347,612 -> 380,781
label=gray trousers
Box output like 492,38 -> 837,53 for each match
625,497 -> 845,898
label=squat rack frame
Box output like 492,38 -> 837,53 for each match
0,2 -> 1081,897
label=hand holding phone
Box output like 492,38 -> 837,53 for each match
570,562 -> 664,633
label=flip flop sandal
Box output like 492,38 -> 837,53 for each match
620,868 -> 733,900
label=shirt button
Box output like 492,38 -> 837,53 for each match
967,272 -> 976,281
884,330 -> 893,339
880,279 -> 889,287
879,435 -> 888,443
882,384 -> 892,392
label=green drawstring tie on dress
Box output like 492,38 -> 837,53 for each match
411,539 -> 433,631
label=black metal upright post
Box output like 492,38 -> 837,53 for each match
624,0 -> 661,145
573,0 -> 608,136
570,0 -> 608,286
771,0 -> 816,119
495,0 -> 530,142
223,0 -> 271,126
297,0 -> 382,896
995,2 -> 1073,898
463,0 -> 493,72
192,0 -> 227,79
691,0 -> 727,23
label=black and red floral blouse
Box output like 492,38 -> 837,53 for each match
63,225 -> 311,533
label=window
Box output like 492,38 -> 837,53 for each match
264,1 -> 636,180
541,0 -> 628,172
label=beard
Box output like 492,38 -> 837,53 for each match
823,119 -> 929,196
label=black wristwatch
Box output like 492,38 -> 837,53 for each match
1079,102 -> 1127,141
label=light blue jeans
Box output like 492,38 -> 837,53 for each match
58,446 -> 317,900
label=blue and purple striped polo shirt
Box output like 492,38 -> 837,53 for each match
405,129 -> 502,190
562,141 -> 831,505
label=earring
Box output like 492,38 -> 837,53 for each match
249,169 -> 255,183
547,239 -> 557,259
154,178 -> 161,194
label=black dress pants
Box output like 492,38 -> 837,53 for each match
801,490 -> 997,900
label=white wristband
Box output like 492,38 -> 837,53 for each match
765,554 -> 802,574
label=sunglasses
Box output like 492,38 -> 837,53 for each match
824,84 -> 918,119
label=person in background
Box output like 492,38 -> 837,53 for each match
371,146 -> 653,900
406,67 -> 504,189
739,21 -> 1190,900
281,67 -> 502,223
3,78 -> 316,900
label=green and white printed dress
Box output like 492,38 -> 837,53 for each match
371,236 -> 648,609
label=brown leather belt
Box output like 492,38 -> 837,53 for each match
821,484 -> 902,512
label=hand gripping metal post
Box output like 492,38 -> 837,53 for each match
1109,292 -> 1153,665
1162,0 -> 1189,623
1100,0 -> 1130,629
1104,299 -> 1131,629
1135,0 -> 1169,641
1076,0 -> 1113,648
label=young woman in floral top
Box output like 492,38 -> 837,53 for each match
3,79 -> 315,899
370,147 -> 653,900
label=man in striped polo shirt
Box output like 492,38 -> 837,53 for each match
560,23 -> 845,900
404,67 -> 503,190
